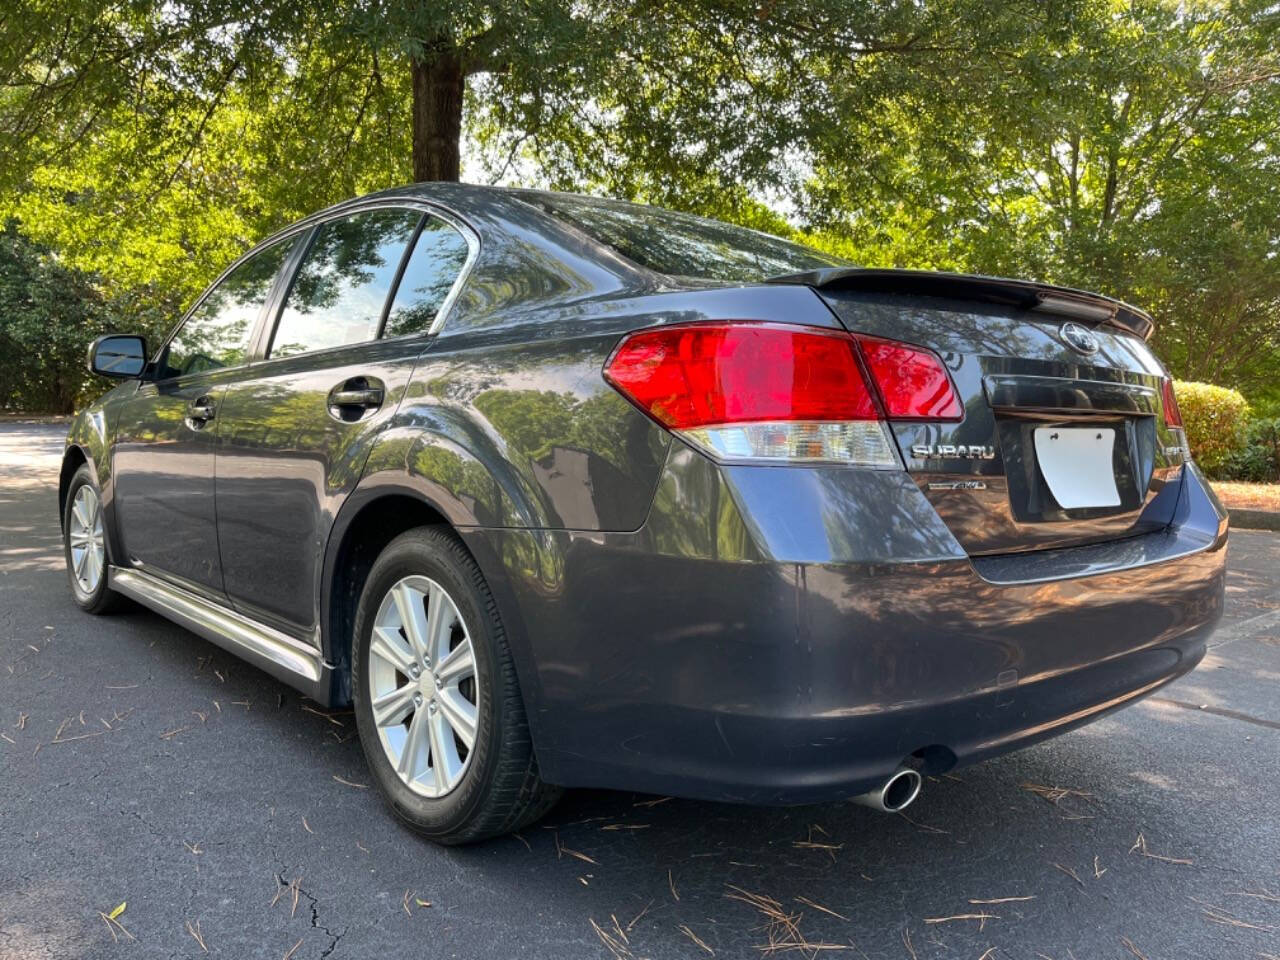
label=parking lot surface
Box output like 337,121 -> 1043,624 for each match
2,420 -> 1278,959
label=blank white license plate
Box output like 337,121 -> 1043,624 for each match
1033,427 -> 1120,509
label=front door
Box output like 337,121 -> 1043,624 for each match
112,237 -> 297,598
214,206 -> 472,636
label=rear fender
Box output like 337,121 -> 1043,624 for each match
318,436 -> 551,753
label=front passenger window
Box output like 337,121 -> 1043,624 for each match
162,238 -> 295,379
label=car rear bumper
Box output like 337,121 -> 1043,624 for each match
464,451 -> 1227,804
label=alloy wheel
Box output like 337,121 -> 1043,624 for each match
368,575 -> 480,797
68,484 -> 105,596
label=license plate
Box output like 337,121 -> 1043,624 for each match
1033,427 -> 1120,509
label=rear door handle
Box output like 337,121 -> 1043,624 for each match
187,397 -> 217,422
329,387 -> 383,408
327,377 -> 384,420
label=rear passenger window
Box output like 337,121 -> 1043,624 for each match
383,216 -> 471,338
269,209 -> 420,358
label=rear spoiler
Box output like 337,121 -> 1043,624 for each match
767,268 -> 1155,341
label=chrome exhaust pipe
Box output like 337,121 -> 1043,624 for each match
852,766 -> 923,813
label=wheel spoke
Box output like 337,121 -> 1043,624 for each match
392,582 -> 430,665
437,687 -> 477,750
370,626 -> 415,676
86,546 -> 101,589
371,682 -> 416,728
399,707 -> 429,780
68,486 -> 107,594
72,494 -> 90,532
437,639 -> 474,689
428,710 -> 457,792
423,584 -> 450,664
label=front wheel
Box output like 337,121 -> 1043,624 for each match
62,464 -> 125,614
351,526 -> 560,844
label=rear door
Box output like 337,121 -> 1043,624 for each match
213,204 -> 473,638
112,238 -> 296,597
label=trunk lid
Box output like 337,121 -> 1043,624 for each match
769,268 -> 1186,555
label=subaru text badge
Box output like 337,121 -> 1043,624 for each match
911,444 -> 996,460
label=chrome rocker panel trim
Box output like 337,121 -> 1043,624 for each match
109,566 -> 332,703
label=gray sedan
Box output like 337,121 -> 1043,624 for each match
60,184 -> 1227,843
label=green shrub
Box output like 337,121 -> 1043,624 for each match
1222,417 -> 1280,482
1173,380 -> 1249,476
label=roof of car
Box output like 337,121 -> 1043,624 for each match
271,182 -> 598,232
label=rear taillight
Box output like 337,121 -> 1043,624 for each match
856,336 -> 965,420
603,322 -> 961,465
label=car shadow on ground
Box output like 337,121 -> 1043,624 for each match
49,597 -> 1279,960
3,423 -> 1278,959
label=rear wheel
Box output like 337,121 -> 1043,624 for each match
62,464 -> 125,614
351,525 -> 560,844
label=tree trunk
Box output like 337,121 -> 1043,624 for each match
410,51 -> 464,182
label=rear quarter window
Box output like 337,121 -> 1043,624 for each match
383,217 -> 471,338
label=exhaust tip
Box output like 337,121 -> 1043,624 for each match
852,766 -> 923,813
881,768 -> 923,812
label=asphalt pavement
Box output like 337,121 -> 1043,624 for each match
2,420 -> 1278,960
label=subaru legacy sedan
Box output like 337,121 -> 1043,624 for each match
62,184 -> 1226,843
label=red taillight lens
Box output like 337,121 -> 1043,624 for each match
604,322 -> 962,465
603,323 -> 879,429
1162,378 -> 1183,427
856,336 -> 964,420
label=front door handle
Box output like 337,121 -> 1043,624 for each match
327,377 -> 384,421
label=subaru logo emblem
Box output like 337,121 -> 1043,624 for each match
1059,322 -> 1099,355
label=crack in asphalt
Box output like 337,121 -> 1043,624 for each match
1147,695 -> 1280,731
275,873 -> 347,959
1209,606 -> 1280,646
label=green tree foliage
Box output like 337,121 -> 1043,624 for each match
1224,417 -> 1280,482
0,0 -> 1276,413
0,220 -> 111,412
796,1 -> 1280,395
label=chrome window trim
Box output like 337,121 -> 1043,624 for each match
141,196 -> 479,381
250,198 -> 479,361
418,204 -> 480,336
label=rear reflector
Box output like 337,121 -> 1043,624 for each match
1162,378 -> 1183,427
604,322 -> 961,465
683,421 -> 898,464
1161,378 -> 1190,462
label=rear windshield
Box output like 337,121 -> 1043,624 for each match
530,193 -> 847,283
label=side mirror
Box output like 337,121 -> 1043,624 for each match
88,335 -> 148,379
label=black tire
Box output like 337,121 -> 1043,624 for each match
351,525 -> 561,844
62,464 -> 126,615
